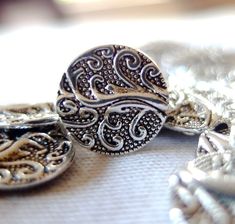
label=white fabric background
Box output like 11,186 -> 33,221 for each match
0,130 -> 196,224
0,7 -> 234,223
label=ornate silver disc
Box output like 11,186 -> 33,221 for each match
0,123 -> 74,190
56,45 -> 169,155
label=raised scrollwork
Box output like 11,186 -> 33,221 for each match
57,45 -> 169,154
94,46 -> 115,58
0,127 -> 74,189
113,48 -> 141,88
97,100 -> 165,152
140,63 -> 168,100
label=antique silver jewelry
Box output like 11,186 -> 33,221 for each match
152,43 -> 235,223
56,44 -> 169,155
0,103 -> 74,190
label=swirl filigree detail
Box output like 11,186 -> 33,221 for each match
140,63 -> 168,100
57,45 -> 169,154
113,48 -> 141,88
0,127 -> 74,189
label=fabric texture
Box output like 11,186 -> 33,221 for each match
0,130 -> 196,224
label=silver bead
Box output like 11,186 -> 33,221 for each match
56,45 -> 169,155
0,103 -> 74,190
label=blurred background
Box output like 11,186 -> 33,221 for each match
0,0 -> 235,104
0,0 -> 234,23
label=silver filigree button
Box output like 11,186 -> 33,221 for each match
0,104 -> 74,190
56,45 -> 169,155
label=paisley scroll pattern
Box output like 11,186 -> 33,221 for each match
56,45 -> 168,154
0,128 -> 74,189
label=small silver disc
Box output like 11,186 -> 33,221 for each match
0,123 -> 74,190
56,45 -> 169,155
